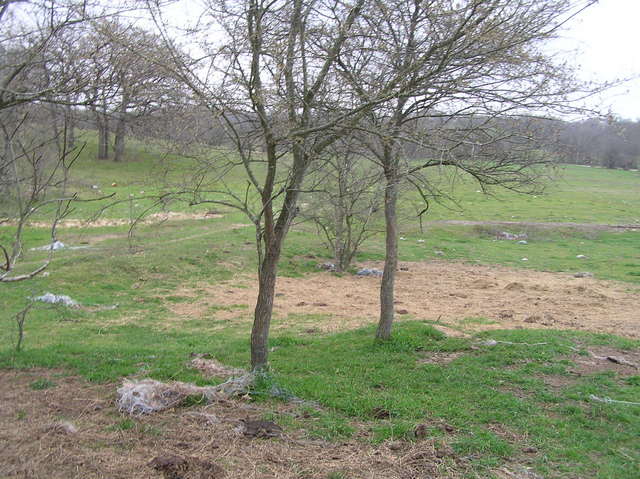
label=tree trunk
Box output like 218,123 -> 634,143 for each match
251,250 -> 280,370
376,169 -> 398,340
65,104 -> 75,150
96,111 -> 110,160
113,91 -> 129,162
334,206 -> 346,272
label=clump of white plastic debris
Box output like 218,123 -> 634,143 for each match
117,374 -> 255,415
30,240 -> 66,251
32,292 -> 79,307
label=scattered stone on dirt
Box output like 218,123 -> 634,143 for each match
522,446 -> 539,454
504,282 -> 525,291
32,292 -> 79,308
495,465 -> 544,479
387,441 -> 406,451
317,262 -> 336,272
396,309 -> 409,315
574,272 -> 594,278
356,268 -> 383,277
524,315 -> 541,323
239,419 -> 283,438
188,354 -> 245,379
498,310 -> 515,319
183,411 -> 220,425
148,454 -> 225,479
541,374 -> 576,391
417,351 -> 464,365
371,407 -> 392,419
449,292 -> 468,299
44,421 -> 77,435
497,231 -> 527,241
414,420 -> 455,439
414,423 -> 430,439
470,279 -> 496,289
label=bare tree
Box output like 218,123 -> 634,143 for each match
0,0 -> 119,281
80,19 -> 186,162
147,0 -> 602,367
301,138 -> 384,272
327,0 -> 601,340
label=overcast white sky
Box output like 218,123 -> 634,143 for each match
560,0 -> 640,120
157,0 -> 640,120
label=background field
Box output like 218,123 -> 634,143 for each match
1,134 -> 639,478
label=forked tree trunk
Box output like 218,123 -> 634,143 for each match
376,170 -> 399,340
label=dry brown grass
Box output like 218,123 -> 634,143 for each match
0,369 -> 463,479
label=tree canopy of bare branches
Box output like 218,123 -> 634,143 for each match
143,0 -> 604,369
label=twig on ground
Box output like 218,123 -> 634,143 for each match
589,395 -> 640,406
476,339 -> 548,347
588,351 -> 638,369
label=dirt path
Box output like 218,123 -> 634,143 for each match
423,220 -> 640,231
169,261 -> 640,338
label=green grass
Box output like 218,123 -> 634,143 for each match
1,131 -> 639,478
264,323 -> 640,478
406,164 -> 640,224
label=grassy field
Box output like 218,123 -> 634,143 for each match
1,134 -> 639,478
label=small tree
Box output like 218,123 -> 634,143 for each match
330,0 -> 603,340
301,138 -> 384,272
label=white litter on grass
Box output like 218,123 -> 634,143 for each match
30,241 -> 90,251
576,254 -> 587,259
117,374 -> 255,415
31,240 -> 65,251
33,292 -> 79,307
518,240 -> 528,245
417,239 -> 425,243
521,258 -> 528,261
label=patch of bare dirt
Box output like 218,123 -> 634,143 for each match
167,261 -> 640,338
568,346 -> 640,376
3,212 -> 224,229
0,369 -> 464,479
416,351 -> 465,365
